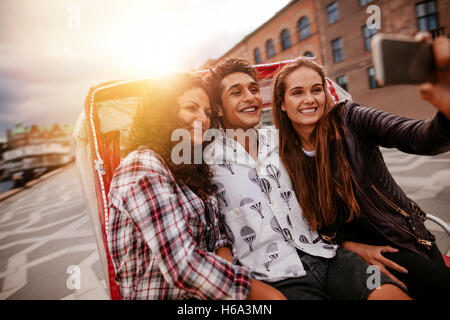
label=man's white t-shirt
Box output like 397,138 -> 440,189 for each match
204,128 -> 337,282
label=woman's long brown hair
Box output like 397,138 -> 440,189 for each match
272,58 -> 360,231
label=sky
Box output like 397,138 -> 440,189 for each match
0,0 -> 292,141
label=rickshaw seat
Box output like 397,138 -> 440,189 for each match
74,80 -> 152,300
426,214 -> 450,267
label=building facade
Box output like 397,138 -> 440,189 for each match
1,124 -> 75,184
208,0 -> 449,121
315,0 -> 449,119
212,0 -> 322,65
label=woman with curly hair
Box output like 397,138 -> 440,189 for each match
107,72 -> 285,300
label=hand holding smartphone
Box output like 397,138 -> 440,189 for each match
372,33 -> 435,86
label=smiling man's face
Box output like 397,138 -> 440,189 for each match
218,72 -> 262,130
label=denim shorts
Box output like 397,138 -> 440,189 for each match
268,248 -> 406,300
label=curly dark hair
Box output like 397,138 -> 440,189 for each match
124,73 -> 217,201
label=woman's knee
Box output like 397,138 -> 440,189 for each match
367,284 -> 412,300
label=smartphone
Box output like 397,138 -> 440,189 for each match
372,33 -> 435,86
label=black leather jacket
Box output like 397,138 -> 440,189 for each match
331,101 -> 450,259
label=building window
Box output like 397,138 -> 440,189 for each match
327,2 -> 339,23
331,38 -> 343,62
415,1 -> 438,32
281,29 -> 292,51
367,67 -> 378,89
360,0 -> 373,6
266,39 -> 276,59
336,75 -> 348,91
298,17 -> 310,40
304,51 -> 314,58
362,25 -> 377,51
254,48 -> 262,64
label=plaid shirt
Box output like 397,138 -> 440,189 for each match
107,148 -> 251,300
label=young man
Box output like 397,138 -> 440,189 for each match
204,58 -> 410,300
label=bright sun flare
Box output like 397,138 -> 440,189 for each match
106,6 -> 206,77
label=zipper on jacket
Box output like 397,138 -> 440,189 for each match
371,185 -> 411,220
418,239 -> 434,247
411,201 -> 426,221
350,175 -> 433,250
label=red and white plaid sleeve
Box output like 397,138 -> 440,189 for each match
211,197 -> 234,252
109,150 -> 251,300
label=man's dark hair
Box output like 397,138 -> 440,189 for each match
207,58 -> 258,108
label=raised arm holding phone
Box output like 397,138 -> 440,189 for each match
272,33 -> 450,300
344,33 -> 450,299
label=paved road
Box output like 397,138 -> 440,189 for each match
380,148 -> 450,256
0,164 -> 108,300
0,149 -> 449,300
